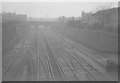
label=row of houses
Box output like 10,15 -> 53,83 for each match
81,7 -> 118,29
58,7 -> 118,30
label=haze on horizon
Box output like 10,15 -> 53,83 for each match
2,2 -> 118,18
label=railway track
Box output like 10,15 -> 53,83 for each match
45,31 -> 90,81
45,40 -> 78,81
65,48 -> 108,81
45,30 -> 109,81
3,49 -> 28,81
3,31 -> 38,81
44,31 -> 87,81
54,31 -> 107,69
43,31 -> 66,81
3,27 -> 116,81
39,32 -> 53,81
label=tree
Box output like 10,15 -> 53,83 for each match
93,2 -> 113,13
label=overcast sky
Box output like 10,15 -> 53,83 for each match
2,2 -> 118,18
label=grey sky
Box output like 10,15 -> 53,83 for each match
2,2 -> 118,18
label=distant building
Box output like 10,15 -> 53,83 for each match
80,7 -> 118,29
80,11 -> 93,24
92,7 -> 118,29
57,16 -> 67,22
2,12 -> 27,22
